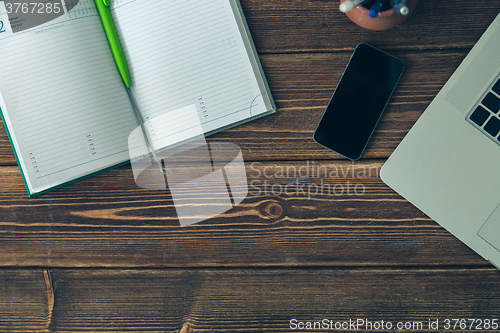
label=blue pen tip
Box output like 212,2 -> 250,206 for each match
369,8 -> 379,17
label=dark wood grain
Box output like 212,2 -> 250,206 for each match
3,268 -> 500,332
42,268 -> 500,332
0,269 -> 50,332
241,0 -> 500,53
0,50 -> 471,165
0,160 -> 489,267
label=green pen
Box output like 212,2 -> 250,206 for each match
94,0 -> 170,175
95,0 -> 131,88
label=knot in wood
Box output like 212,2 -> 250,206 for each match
265,202 -> 284,218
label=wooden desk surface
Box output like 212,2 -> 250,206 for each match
2,1 -> 500,331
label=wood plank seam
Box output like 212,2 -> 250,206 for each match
43,268 -> 54,332
179,322 -> 190,333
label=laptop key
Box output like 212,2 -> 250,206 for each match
470,105 -> 490,126
482,92 -> 500,113
493,78 -> 500,96
467,77 -> 500,143
484,116 -> 500,137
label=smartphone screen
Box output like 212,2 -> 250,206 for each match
313,43 -> 404,160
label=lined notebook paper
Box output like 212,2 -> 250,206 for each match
111,0 -> 270,144
0,9 -> 137,193
0,0 -> 275,196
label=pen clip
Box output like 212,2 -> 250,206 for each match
102,0 -> 110,7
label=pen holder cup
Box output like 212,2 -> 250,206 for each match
340,0 -> 418,31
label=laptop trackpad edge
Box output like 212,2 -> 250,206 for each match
478,202 -> 500,252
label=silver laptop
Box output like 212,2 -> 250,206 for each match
381,12 -> 500,269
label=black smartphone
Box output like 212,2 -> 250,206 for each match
313,43 -> 404,160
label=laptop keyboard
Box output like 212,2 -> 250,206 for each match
468,77 -> 500,140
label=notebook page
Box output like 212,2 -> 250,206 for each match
0,2 -> 137,194
110,0 -> 270,148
